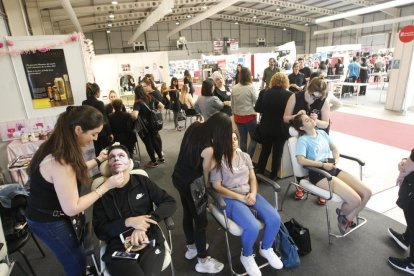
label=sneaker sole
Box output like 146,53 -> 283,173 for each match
388,228 -> 409,251
195,263 -> 224,274
388,259 -> 414,274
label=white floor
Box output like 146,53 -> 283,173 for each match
331,83 -> 414,226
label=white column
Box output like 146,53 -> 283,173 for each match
385,33 -> 414,112
3,0 -> 30,36
25,2 -> 44,35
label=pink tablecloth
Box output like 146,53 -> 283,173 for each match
7,140 -> 45,184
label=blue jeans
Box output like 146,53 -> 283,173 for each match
27,218 -> 86,276
224,194 -> 281,256
236,119 -> 257,157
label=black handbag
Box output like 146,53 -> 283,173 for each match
284,218 -> 312,256
251,123 -> 263,144
143,102 -> 163,131
190,176 -> 208,215
70,212 -> 86,243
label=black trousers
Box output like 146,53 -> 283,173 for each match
257,134 -> 286,179
348,76 -> 357,93
403,200 -> 414,262
106,243 -> 165,276
178,188 -> 208,258
359,76 -> 368,94
139,132 -> 163,163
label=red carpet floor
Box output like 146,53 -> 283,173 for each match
330,112 -> 414,151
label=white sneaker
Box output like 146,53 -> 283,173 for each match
240,255 -> 261,276
259,246 -> 283,269
195,256 -> 224,274
184,243 -> 209,260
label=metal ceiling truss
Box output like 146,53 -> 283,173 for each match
230,6 -> 313,23
93,1 -> 161,14
216,14 -> 309,32
251,0 -> 338,15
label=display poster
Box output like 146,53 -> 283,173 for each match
202,54 -> 251,81
21,49 -> 74,109
168,59 -> 201,80
213,40 -> 224,54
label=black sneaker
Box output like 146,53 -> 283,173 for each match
388,227 -> 409,251
388,257 -> 414,274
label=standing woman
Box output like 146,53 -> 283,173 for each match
235,64 -> 242,85
82,82 -> 113,156
131,85 -> 165,168
183,70 -> 195,97
172,112 -> 232,274
231,67 -> 257,157
105,90 -> 126,116
26,105 -> 124,276
255,73 -> 292,180
334,59 -> 344,76
359,57 -> 369,96
169,77 -> 183,131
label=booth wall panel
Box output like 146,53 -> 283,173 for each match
192,29 -> 202,41
231,29 -> 239,39
146,30 -> 159,41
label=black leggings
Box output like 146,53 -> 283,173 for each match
403,200 -> 414,262
257,135 -> 286,179
139,132 -> 163,162
178,189 -> 208,258
106,243 -> 165,276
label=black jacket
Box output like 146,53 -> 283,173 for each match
93,174 -> 176,260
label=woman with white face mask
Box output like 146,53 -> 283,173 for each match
283,76 -> 331,204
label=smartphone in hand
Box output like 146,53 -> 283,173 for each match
112,251 -> 139,260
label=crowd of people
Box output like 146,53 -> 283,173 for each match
23,55 -> 413,276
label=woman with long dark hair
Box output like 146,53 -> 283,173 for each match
82,82 -> 113,155
194,79 -> 230,121
131,85 -> 164,168
183,70 -> 195,97
26,106 -> 124,276
169,77 -> 183,131
172,112 -> 232,274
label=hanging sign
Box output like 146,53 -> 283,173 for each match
399,25 -> 414,43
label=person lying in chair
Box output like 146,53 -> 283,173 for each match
291,114 -> 372,234
210,132 -> 283,276
93,144 -> 176,276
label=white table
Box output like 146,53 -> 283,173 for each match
333,82 -> 368,105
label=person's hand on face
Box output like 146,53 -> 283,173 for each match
309,113 -> 318,121
106,172 -> 124,189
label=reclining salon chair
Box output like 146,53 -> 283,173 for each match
207,172 -> 281,275
281,127 -> 367,244
90,160 -> 175,276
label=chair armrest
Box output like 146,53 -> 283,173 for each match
206,187 -> 226,211
305,166 -> 333,181
163,217 -> 174,231
340,154 -> 365,166
255,173 -> 281,192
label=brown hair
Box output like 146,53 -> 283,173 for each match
307,76 -> 328,98
239,67 -> 252,85
291,114 -> 306,136
29,106 -> 103,184
269,72 -> 289,90
112,99 -> 124,111
86,82 -> 100,99
134,85 -> 151,105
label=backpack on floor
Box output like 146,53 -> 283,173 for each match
274,222 -> 300,268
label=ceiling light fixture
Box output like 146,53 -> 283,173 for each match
253,15 -> 257,19
276,7 -> 281,11
203,5 -> 207,9
109,12 -> 115,19
235,21 -> 239,24
176,21 -> 180,25
187,15 -> 192,18
111,1 -> 118,4
106,30 -> 111,33
305,23 -> 308,26
283,28 -> 286,30
107,23 -> 112,27
315,0 -> 414,23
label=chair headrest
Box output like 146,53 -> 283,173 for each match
99,159 -> 134,177
289,127 -> 299,137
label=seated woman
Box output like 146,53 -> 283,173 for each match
93,144 -> 177,276
210,132 -> 283,276
291,114 -> 372,234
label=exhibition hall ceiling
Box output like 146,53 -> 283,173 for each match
25,0 -> 402,38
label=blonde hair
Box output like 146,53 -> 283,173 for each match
180,84 -> 189,103
269,72 -> 289,90
307,76 -> 328,98
160,82 -> 168,93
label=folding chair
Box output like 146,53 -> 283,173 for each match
281,127 -> 367,244
90,161 -> 175,276
207,173 -> 280,275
